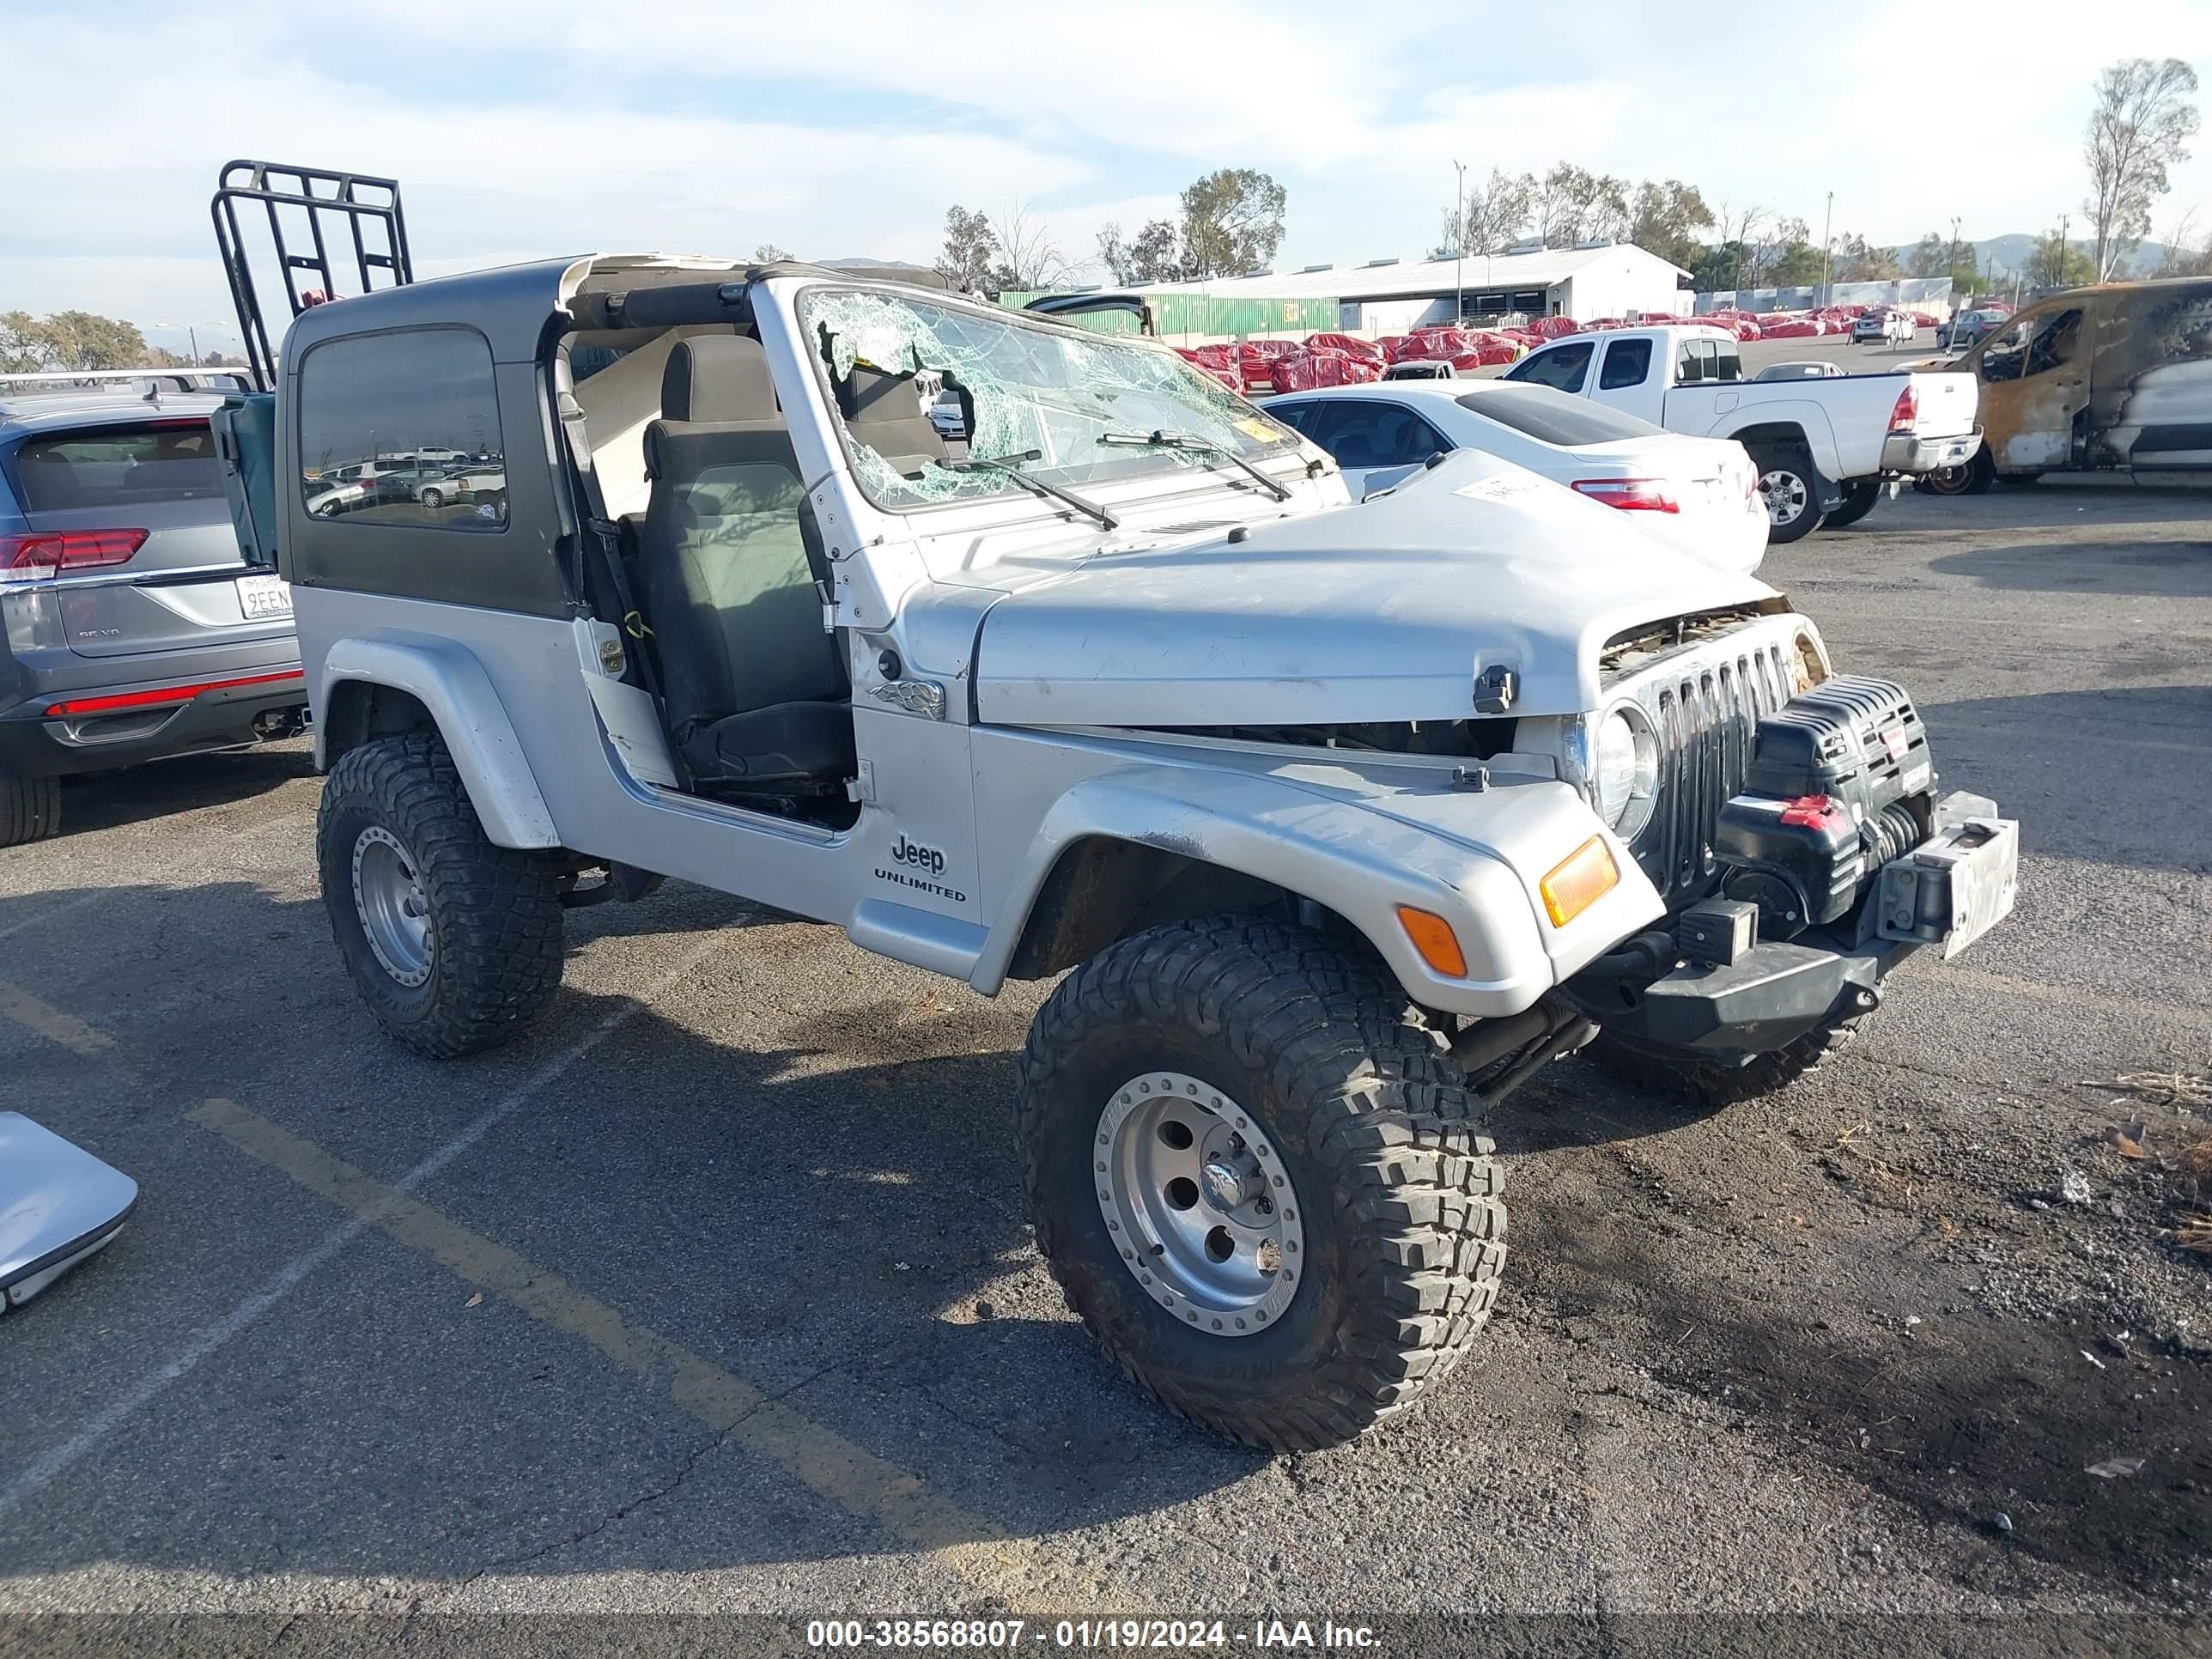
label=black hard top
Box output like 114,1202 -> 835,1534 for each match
279,256 -> 586,370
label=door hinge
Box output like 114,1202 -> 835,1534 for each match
846,759 -> 878,805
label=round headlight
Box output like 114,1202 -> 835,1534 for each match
1592,708 -> 1658,833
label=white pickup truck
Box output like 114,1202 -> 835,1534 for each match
1504,325 -> 1981,541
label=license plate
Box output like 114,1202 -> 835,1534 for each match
1875,801 -> 2019,960
236,573 -> 292,622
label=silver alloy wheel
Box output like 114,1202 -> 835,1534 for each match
1095,1072 -> 1303,1336
1759,468 -> 1809,526
420,488 -> 444,509
351,824 -> 434,988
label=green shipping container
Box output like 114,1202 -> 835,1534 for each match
1000,290 -> 1338,338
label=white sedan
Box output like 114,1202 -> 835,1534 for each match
1269,380 -> 1770,574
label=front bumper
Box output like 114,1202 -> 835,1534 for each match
0,669 -> 307,781
1576,793 -> 2018,1061
1881,427 -> 1983,475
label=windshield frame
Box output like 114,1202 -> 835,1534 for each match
793,282 -> 1304,520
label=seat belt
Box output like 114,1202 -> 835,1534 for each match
555,383 -> 690,788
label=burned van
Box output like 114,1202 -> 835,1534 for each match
1942,276 -> 2212,488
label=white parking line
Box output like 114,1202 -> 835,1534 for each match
0,930 -> 730,1525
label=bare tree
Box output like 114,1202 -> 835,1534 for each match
751,242 -> 792,264
1437,167 -> 1535,258
1095,222 -> 1132,285
1708,201 -> 1769,288
2153,209 -> 2212,276
988,200 -> 1074,295
2083,58 -> 2202,279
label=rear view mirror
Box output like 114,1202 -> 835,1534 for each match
1,1113 -> 137,1311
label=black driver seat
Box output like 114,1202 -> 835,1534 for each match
635,336 -> 855,803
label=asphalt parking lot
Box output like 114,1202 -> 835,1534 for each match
2,477 -> 2209,1656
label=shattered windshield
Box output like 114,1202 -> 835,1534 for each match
798,287 -> 1298,511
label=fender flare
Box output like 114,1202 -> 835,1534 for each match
1711,401 -> 1844,479
319,634 -> 560,848
969,763 -> 1664,1020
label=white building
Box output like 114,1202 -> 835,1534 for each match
1149,242 -> 1692,337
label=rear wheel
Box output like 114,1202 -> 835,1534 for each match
1016,917 -> 1506,1451
317,732 -> 565,1058
0,770 -> 61,848
1822,477 -> 1883,529
419,486 -> 446,509
1754,444 -> 1826,544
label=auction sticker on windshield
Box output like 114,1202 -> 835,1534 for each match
236,573 -> 293,621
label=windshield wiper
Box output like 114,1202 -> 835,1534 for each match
1097,428 -> 1292,501
935,449 -> 1118,532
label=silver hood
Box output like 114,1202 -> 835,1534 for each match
969,450 -> 1778,727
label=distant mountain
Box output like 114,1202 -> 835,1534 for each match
1887,233 -> 2176,279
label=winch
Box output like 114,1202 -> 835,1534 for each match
1711,677 -> 1934,939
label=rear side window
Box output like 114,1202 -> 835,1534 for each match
1505,341 -> 1594,393
11,422 -> 223,512
296,327 -> 507,532
1284,400 -> 1450,469
1457,386 -> 1664,446
1597,339 -> 1651,390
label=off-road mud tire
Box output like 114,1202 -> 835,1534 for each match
0,771 -> 61,847
1015,915 -> 1507,1451
1588,1016 -> 1862,1109
317,732 -> 564,1058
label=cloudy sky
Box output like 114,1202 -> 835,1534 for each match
7,0 -> 2210,356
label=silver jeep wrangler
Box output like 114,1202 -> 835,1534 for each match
211,163 -> 2018,1450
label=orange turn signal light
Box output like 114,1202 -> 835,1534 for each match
1540,836 -> 1620,927
1395,905 -> 1468,979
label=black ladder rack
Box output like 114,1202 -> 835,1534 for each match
211,160 -> 412,392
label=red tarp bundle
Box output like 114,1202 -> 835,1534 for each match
1303,332 -> 1386,365
1175,346 -> 1243,393
1267,348 -> 1382,391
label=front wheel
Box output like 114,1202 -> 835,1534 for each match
316,732 -> 565,1058
1822,477 -> 1883,529
1918,448 -> 1996,495
1016,917 -> 1505,1451
1587,1016 -> 1862,1110
419,487 -> 445,510
1754,444 -> 1826,544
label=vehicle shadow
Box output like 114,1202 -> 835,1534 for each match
1917,686 -> 2212,874
49,739 -> 316,840
0,879 -> 1268,1591
2,875 -> 2201,1595
1925,535 -> 2212,597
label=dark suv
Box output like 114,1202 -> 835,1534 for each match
0,387 -> 308,843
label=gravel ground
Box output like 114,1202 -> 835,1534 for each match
0,478 -> 2206,1657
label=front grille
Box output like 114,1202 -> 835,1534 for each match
1633,641 -> 1792,904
